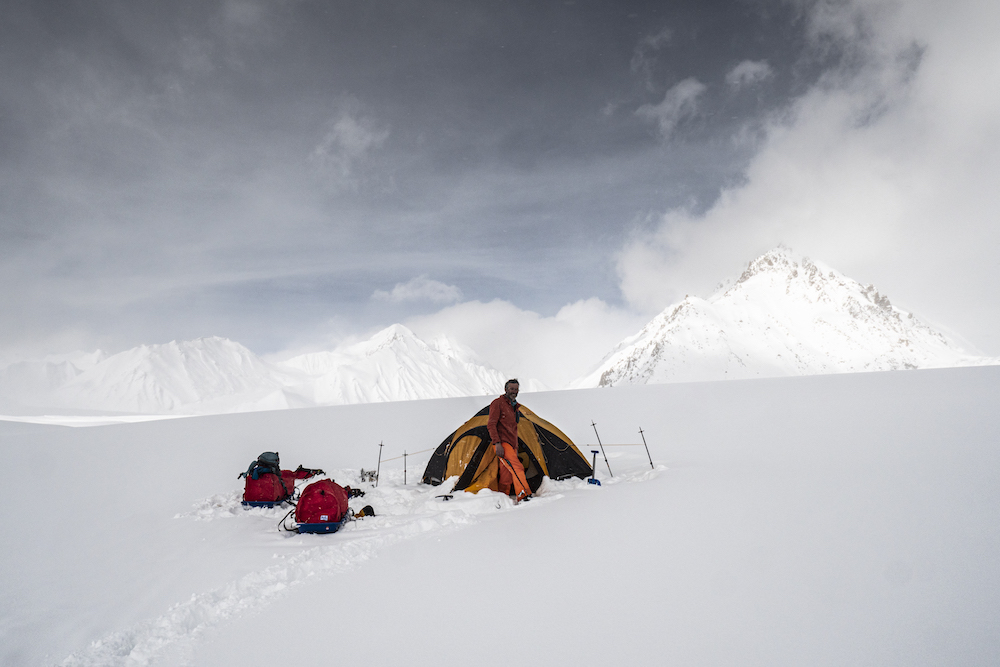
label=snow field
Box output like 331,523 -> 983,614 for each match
2,368 -> 999,666
60,464 -> 659,667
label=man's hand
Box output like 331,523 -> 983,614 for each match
494,442 -> 504,458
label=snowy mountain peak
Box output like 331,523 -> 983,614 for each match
576,247 -> 995,387
732,244 -> 799,283
279,324 -> 509,405
363,324 -> 420,354
725,246 -> 834,297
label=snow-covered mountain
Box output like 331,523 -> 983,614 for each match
576,247 -> 997,387
0,325 -> 518,415
4,249 -> 995,414
52,337 -> 305,414
278,324 -> 513,405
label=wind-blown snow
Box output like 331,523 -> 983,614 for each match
577,247 -> 997,387
1,367 -> 998,666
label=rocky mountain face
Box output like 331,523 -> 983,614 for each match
575,247 -> 995,387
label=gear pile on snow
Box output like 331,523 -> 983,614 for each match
239,451 -> 374,534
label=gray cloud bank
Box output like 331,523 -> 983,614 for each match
1,0 -> 998,372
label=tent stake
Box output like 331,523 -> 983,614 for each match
375,441 -> 383,487
591,421 -> 613,477
639,428 -> 654,470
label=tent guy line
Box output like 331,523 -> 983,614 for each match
378,447 -> 435,463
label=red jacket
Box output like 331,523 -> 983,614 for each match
488,395 -> 520,446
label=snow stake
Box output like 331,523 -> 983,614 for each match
590,421 -> 613,477
375,441 -> 384,487
588,450 -> 602,485
639,427 -> 654,470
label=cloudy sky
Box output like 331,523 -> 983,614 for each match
2,0 -> 998,385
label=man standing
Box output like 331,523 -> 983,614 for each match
487,378 -> 531,502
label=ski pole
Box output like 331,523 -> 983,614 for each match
404,450 -> 407,485
639,427 -> 654,470
375,441 -> 383,487
591,421 -> 613,477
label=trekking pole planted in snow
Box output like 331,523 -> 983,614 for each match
404,450 -> 407,485
375,441 -> 384,487
591,421 -> 613,477
588,450 -> 601,486
639,428 -> 654,470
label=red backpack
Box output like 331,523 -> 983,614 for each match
240,453 -> 323,507
243,469 -> 296,505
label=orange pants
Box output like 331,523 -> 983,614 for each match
497,442 -> 531,502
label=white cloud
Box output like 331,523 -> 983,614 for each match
635,78 -> 707,139
372,275 -> 463,304
405,298 -> 647,389
725,60 -> 774,89
616,0 -> 1000,354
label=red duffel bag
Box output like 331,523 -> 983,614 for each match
295,479 -> 350,527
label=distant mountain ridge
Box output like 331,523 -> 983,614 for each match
575,247 -> 996,387
280,324 -> 512,405
51,337 -> 297,414
0,325 -> 519,415
2,247 -> 995,416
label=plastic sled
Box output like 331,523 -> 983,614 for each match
297,519 -> 347,534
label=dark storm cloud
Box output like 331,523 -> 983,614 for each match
0,0 -> 832,358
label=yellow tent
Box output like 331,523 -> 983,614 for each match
421,403 -> 592,493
